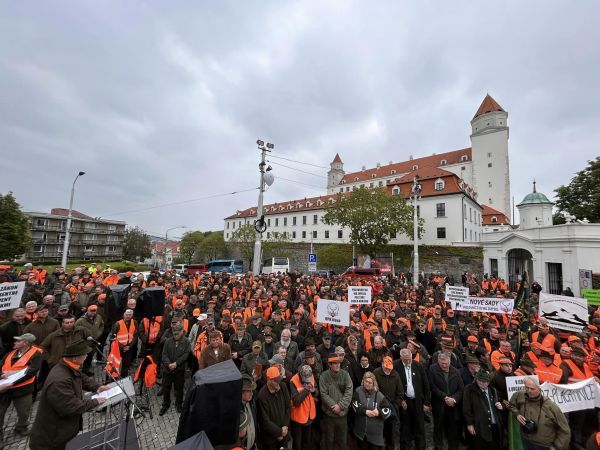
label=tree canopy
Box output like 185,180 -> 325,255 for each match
0,192 -> 31,261
123,226 -> 151,261
179,231 -> 226,263
322,186 -> 417,256
228,224 -> 256,266
554,157 -> 600,223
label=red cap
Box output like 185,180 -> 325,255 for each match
467,336 -> 478,344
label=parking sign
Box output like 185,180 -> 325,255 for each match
308,253 -> 317,272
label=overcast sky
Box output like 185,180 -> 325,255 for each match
1,1 -> 598,237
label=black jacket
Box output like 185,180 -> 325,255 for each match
161,336 -> 191,372
373,367 -> 404,409
394,359 -> 431,407
463,382 -> 504,443
256,382 -> 291,445
428,363 -> 464,420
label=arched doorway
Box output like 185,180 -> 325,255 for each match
507,248 -> 533,291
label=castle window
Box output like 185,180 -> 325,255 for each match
489,198 -> 493,204
378,181 -> 383,187
412,165 -> 418,171
369,183 -> 374,188
392,188 -> 400,196
354,177 -> 359,182
461,155 -> 468,161
391,170 -> 397,175
488,181 -> 492,188
491,216 -> 498,223
487,152 -> 492,158
341,180 -> 346,184
461,166 -> 465,171
488,163 -> 492,168
339,188 -> 343,193
346,187 -> 350,192
440,159 -> 447,166
434,179 -> 445,191
371,174 -> 376,178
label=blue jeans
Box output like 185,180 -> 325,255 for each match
521,438 -> 551,450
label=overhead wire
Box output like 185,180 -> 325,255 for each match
277,177 -> 325,190
267,161 -> 327,179
269,154 -> 328,169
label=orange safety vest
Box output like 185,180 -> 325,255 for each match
1,347 -> 39,388
142,317 -> 163,344
531,331 -> 556,350
134,355 -> 157,388
193,331 -> 208,361
116,320 -> 136,346
564,360 -> 593,383
490,350 -> 515,370
426,317 -> 446,332
105,340 -> 122,378
535,361 -> 562,384
289,373 -> 316,425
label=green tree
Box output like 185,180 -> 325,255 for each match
0,192 -> 31,261
197,231 -> 227,261
179,231 -> 205,263
123,226 -> 151,261
229,224 -> 256,266
317,244 -> 353,269
322,186 -> 417,256
554,157 -> 600,223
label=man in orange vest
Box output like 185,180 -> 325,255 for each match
531,320 -> 561,354
110,309 -> 138,377
0,333 -> 42,440
289,364 -> 318,450
535,350 -> 562,383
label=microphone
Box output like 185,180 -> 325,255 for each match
87,336 -> 102,346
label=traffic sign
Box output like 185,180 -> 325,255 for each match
308,253 -> 317,263
308,262 -> 317,272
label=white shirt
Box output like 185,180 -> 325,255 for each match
404,364 -> 415,398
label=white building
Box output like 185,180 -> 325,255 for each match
225,95 -> 509,246
481,183 -> 600,296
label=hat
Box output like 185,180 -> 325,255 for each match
242,374 -> 257,391
263,332 -> 273,338
474,370 -> 491,382
498,357 -> 513,365
58,304 -> 69,312
63,339 -> 92,357
303,350 -> 316,359
567,335 -> 581,342
464,355 -> 480,365
14,333 -> 36,343
467,336 -> 479,344
335,346 -> 346,356
328,355 -> 342,363
37,304 -> 48,312
383,356 -> 393,370
520,357 -> 535,369
87,304 -> 98,312
24,263 -> 33,268
299,364 -> 313,383
571,347 -> 587,357
252,340 -> 262,349
304,337 -> 316,346
266,366 -> 281,380
237,323 -> 247,330
408,339 -> 421,349
192,308 -> 201,317
269,354 -> 285,366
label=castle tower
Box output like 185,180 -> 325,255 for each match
517,181 -> 554,229
327,153 -> 345,193
470,94 -> 511,222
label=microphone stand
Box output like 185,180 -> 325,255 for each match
91,339 -> 145,449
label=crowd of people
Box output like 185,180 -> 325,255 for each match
0,262 -> 599,450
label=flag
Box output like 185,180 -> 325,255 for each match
105,340 -> 122,379
509,414 -> 524,450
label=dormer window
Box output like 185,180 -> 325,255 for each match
440,159 -> 447,166
341,180 -> 346,184
491,216 -> 498,223
354,177 -> 359,182
434,179 -> 445,191
412,165 -> 418,171
371,174 -> 376,178
391,170 -> 396,175
392,188 -> 400,196
461,155 -> 468,161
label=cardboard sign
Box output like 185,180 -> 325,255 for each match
348,286 -> 372,305
316,299 -> 350,327
445,285 -> 468,308
539,293 -> 588,332
454,296 -> 514,314
540,378 -> 600,413
0,282 -> 25,311
506,375 -> 539,399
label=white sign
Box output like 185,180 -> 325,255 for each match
0,282 -> 25,311
506,375 -> 539,399
454,296 -> 514,314
0,368 -> 27,387
445,285 -> 468,308
308,262 -> 317,273
540,378 -> 600,413
316,299 -> 350,327
539,293 -> 588,332
348,286 -> 372,305
579,269 -> 592,290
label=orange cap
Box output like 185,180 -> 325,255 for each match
266,366 -> 281,379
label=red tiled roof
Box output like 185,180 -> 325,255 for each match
50,208 -> 93,220
473,94 -> 505,119
152,241 -> 180,252
388,167 -> 479,203
481,205 -> 510,225
332,153 -> 342,163
225,193 -> 347,220
339,147 -> 471,184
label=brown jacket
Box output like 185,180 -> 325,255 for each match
198,343 -> 232,369
24,317 -> 60,346
29,361 -> 100,450
41,327 -> 90,367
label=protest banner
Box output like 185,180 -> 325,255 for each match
454,296 -> 514,314
348,286 -> 372,305
0,282 -> 25,311
506,375 -> 539,399
445,285 -> 468,308
539,293 -> 588,332
540,378 -> 600,413
582,288 -> 600,306
316,299 -> 350,327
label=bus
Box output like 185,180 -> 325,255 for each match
207,259 -> 244,274
262,257 -> 290,274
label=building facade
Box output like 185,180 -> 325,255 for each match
25,209 -> 126,262
481,185 -> 600,296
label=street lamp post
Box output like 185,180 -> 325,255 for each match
252,140 -> 274,275
164,226 -> 186,267
61,171 -> 86,268
411,176 -> 422,285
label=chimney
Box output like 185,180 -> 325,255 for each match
361,166 -> 366,171
376,162 -> 381,169
409,155 -> 413,160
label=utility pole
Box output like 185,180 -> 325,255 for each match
164,226 -> 186,268
411,176 -> 422,284
252,140 -> 274,275
61,171 -> 85,268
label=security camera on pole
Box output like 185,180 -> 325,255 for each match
252,140 -> 274,275
411,176 -> 422,285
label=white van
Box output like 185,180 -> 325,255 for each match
172,264 -> 188,274
262,257 -> 290,274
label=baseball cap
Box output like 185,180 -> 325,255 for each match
14,333 -> 36,343
266,366 -> 281,380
